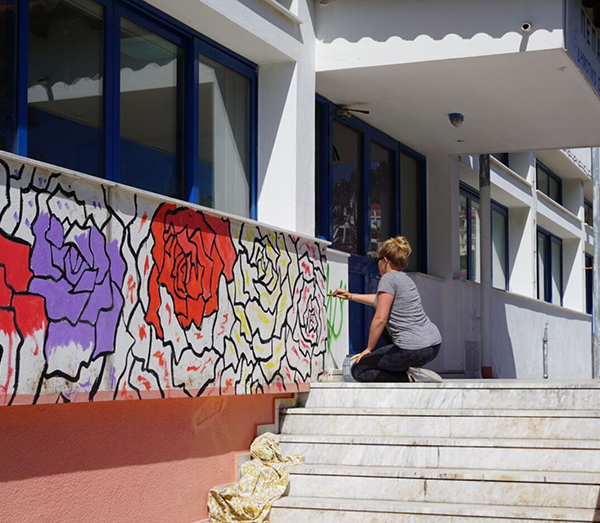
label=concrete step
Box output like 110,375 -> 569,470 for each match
279,434 -> 600,472
287,464 -> 600,509
270,496 -> 600,522
280,407 -> 600,440
305,381 -> 600,411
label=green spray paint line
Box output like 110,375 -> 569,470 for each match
325,264 -> 346,352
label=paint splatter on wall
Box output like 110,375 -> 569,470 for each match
0,156 -> 327,405
324,250 -> 349,370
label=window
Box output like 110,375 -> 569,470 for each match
459,184 -> 509,289
586,254 -> 593,315
0,1 -> 17,152
8,0 -> 257,218
401,152 -> 423,272
316,97 -> 427,271
199,54 -> 251,216
370,142 -> 393,252
584,199 -> 593,227
536,162 -> 562,204
537,228 -> 562,305
492,205 -> 508,290
28,0 -> 104,176
119,17 -> 182,198
491,153 -> 509,167
332,120 -> 361,253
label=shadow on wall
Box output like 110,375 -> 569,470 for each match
316,0 -> 560,45
0,394 -> 284,483
237,0 -> 303,43
257,61 -> 296,206
490,299 -> 517,379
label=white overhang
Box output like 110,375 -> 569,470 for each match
315,0 -> 600,156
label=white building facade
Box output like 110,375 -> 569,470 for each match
1,0 -> 599,385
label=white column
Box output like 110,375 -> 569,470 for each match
593,147 -> 600,378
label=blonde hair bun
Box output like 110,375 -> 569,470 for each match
378,236 -> 412,270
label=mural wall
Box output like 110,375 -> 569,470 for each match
324,249 -> 350,370
0,155 -> 327,405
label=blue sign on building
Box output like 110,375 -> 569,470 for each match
566,0 -> 600,98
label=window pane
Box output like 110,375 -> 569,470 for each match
551,240 -> 561,305
491,153 -> 507,165
459,195 -> 468,279
370,142 -> 393,252
120,18 -> 181,197
537,232 -> 549,302
471,201 -> 481,283
332,121 -> 361,253
401,153 -> 421,272
492,208 -> 507,289
0,1 -> 17,152
549,176 -> 560,203
28,0 -> 104,175
537,167 -> 549,196
199,55 -> 250,216
315,105 -> 322,236
586,255 -> 593,315
584,202 -> 593,227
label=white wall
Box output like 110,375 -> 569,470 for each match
316,0 -> 565,72
415,277 -> 592,379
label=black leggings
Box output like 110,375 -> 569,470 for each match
351,343 -> 441,383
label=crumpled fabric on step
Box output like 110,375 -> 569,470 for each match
207,432 -> 304,523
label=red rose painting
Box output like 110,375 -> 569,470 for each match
146,203 -> 237,340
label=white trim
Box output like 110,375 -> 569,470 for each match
259,0 -> 303,25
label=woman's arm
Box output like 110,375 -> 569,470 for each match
353,292 -> 394,363
331,289 -> 377,307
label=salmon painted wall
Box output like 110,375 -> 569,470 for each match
0,392 -> 289,523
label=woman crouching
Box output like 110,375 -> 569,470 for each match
332,236 -> 442,382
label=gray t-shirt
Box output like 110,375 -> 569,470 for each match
376,271 -> 442,350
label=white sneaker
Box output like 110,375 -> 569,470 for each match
407,367 -> 443,383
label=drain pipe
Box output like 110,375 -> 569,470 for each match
593,147 -> 600,379
542,321 -> 549,380
479,154 -> 492,378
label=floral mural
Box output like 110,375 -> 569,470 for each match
0,156 -> 327,405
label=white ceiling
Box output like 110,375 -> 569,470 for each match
316,49 -> 600,157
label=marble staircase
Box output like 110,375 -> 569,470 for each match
271,381 -> 600,522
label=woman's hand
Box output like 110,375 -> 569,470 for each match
331,288 -> 352,301
351,348 -> 372,364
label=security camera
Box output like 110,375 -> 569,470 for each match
448,113 -> 464,128
521,22 -> 532,33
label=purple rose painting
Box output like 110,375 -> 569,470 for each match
29,212 -> 126,362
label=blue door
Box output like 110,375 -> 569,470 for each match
316,96 -> 426,353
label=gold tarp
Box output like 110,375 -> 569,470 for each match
208,432 -> 303,523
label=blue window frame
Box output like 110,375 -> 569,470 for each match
584,199 -> 593,227
459,183 -> 509,290
315,95 -> 427,273
585,253 -> 593,315
0,1 -> 18,153
537,227 -> 562,306
536,161 -> 562,206
12,0 -> 258,219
